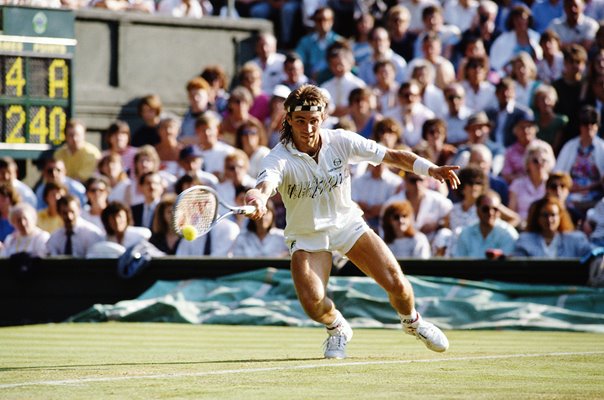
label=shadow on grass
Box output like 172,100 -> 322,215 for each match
0,357 -> 327,372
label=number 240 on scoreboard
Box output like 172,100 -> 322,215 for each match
1,55 -> 71,145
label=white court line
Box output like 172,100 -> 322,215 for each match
1,351 -> 603,389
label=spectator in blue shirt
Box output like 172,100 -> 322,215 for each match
35,157 -> 86,211
295,7 -> 343,84
454,190 -> 519,258
531,0 -> 564,33
513,195 -> 593,257
0,182 -> 19,241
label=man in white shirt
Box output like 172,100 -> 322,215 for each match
352,163 -> 403,232
46,195 -> 105,257
444,0 -> 478,32
384,80 -> 435,147
548,0 -> 599,49
371,60 -> 400,116
215,150 -> 256,216
460,55 -> 496,113
399,0 -> 440,33
193,113 -> 235,179
320,43 -> 365,118
251,32 -> 286,95
244,84 -> 460,359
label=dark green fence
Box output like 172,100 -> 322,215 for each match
0,256 -> 589,326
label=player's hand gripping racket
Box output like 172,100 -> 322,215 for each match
173,185 -> 256,240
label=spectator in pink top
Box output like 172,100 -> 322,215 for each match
509,141 -> 556,222
237,62 -> 271,123
502,115 -> 549,183
103,120 -> 137,174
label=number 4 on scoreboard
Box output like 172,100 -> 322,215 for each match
6,57 -> 26,97
29,107 -> 48,144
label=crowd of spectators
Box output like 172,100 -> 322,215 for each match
1,0 -> 604,261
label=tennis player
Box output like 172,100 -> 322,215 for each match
245,84 -> 460,359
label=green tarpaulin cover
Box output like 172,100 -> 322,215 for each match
70,268 -> 604,332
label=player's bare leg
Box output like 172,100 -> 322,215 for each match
345,231 -> 415,314
290,250 -> 353,359
346,230 -> 449,352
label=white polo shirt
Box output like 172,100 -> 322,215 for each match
257,129 -> 386,237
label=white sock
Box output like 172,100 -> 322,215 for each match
399,309 -> 419,323
326,310 -> 344,331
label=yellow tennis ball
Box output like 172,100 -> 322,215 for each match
181,225 -> 198,241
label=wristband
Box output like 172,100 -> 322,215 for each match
412,157 -> 436,177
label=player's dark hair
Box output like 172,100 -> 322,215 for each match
280,85 -> 329,145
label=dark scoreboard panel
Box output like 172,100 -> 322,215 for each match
0,6 -> 76,156
0,41 -> 73,146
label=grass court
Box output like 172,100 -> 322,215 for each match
1,323 -> 603,399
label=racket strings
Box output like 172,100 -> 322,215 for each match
174,190 -> 217,235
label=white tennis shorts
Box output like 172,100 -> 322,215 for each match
286,216 -> 370,255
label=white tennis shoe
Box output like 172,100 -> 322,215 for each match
324,318 -> 353,359
402,314 -> 449,353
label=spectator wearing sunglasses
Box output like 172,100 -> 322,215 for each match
454,190 -> 518,258
508,141 -> 556,222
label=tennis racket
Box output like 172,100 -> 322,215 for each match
173,185 -> 256,238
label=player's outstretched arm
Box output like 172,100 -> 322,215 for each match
244,181 -> 274,220
382,148 -> 460,189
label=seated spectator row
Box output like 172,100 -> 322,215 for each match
2,0 -> 604,261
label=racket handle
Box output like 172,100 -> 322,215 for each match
238,205 -> 256,215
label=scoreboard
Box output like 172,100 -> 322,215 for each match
0,6 -> 76,156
